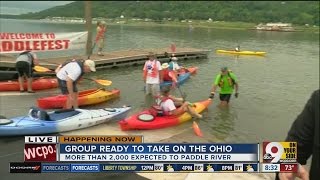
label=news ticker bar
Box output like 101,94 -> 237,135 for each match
10,162 -> 299,173
10,162 -> 263,173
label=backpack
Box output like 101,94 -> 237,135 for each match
218,71 -> 236,88
56,59 -> 85,82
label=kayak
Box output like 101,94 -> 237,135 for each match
0,77 -> 58,91
0,70 -> 56,81
0,106 -> 131,136
216,50 -> 266,56
37,88 -> 121,109
119,98 -> 212,130
160,67 -> 198,88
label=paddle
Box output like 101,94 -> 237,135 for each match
34,65 -> 52,72
176,85 -> 203,137
83,77 -> 112,86
33,65 -> 112,86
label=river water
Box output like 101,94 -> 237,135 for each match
0,19 -> 319,180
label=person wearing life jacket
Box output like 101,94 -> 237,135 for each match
235,45 -> 240,52
161,63 -> 178,88
15,51 -> 39,93
209,66 -> 239,106
169,55 -> 189,74
56,59 -> 96,109
143,52 -> 163,97
157,86 -> 202,118
96,21 -> 107,56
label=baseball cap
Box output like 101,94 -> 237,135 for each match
161,86 -> 171,94
221,66 -> 228,71
171,57 -> 178,61
84,60 -> 96,72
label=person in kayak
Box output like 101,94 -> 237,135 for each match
157,86 -> 202,118
209,67 -> 239,106
235,45 -> 240,52
96,21 -> 107,56
161,63 -> 178,88
55,59 -> 96,109
15,51 -> 39,93
169,55 -> 188,74
276,89 -> 319,180
143,52 -> 163,97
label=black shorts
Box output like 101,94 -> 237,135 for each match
220,94 -> 232,103
16,61 -> 33,78
57,78 -> 78,95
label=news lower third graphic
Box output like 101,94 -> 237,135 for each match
9,136 -> 299,173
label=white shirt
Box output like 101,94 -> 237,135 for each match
171,61 -> 180,71
143,60 -> 162,84
56,62 -> 82,81
159,99 -> 176,113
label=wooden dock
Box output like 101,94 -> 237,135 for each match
0,47 -> 210,71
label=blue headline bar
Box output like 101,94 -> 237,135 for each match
59,143 -> 258,154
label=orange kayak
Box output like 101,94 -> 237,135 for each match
119,99 -> 212,130
0,77 -> 58,91
37,88 -> 120,109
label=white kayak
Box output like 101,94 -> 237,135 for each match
0,106 -> 131,136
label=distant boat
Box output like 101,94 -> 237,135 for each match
249,22 -> 303,32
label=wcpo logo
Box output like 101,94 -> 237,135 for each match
263,142 -> 297,163
10,162 -> 42,173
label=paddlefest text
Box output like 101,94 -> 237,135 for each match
0,32 -> 87,53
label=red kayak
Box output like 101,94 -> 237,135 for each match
37,88 -> 120,109
119,99 -> 212,130
0,77 -> 58,91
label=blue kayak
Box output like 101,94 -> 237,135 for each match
0,106 -> 131,136
160,72 -> 191,88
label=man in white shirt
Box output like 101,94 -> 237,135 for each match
56,59 -> 96,109
143,52 -> 163,97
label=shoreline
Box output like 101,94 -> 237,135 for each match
1,17 -> 318,33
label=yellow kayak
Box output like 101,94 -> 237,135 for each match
216,50 -> 266,56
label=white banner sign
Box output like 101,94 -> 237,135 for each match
0,31 -> 88,54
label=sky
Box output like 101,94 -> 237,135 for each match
0,1 -> 74,15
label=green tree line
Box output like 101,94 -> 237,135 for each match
1,1 -> 319,25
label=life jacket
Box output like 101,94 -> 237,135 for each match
150,96 -> 174,116
218,70 -> 236,88
162,69 -> 172,81
60,59 -> 85,82
96,26 -> 106,41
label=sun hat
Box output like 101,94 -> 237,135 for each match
84,59 -> 96,72
161,63 -> 169,69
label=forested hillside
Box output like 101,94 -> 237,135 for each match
2,1 -> 319,25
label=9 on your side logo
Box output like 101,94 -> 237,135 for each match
262,142 -> 297,163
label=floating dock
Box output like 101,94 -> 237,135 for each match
0,47 -> 210,71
